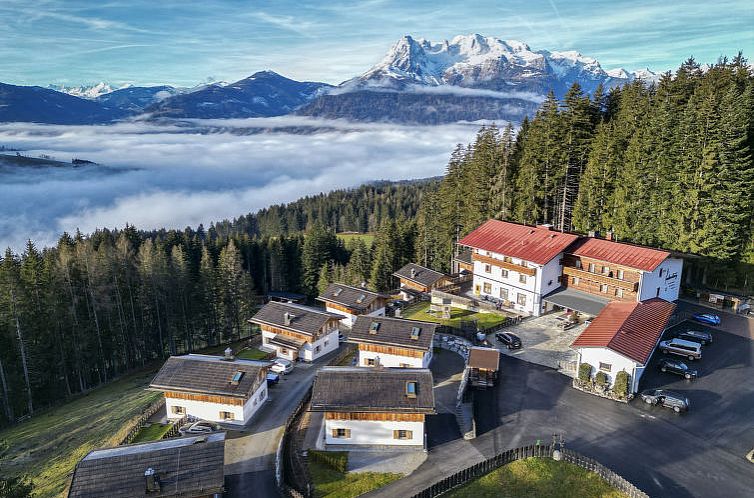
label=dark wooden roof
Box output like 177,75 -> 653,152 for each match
68,433 -> 225,498
316,283 -> 385,311
149,355 -> 268,399
468,347 -> 500,371
311,367 -> 435,413
393,263 -> 446,288
249,301 -> 343,336
349,316 -> 436,351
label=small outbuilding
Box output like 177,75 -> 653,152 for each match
68,432 -> 225,498
467,347 -> 501,388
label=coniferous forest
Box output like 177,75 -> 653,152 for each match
1,56 -> 753,425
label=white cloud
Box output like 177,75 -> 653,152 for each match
327,83 -> 545,103
0,118 -> 478,250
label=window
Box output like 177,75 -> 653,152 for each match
324,339 -> 329,347
501,269 -> 509,278
171,405 -> 185,415
615,288 -> 624,298
659,269 -> 664,277
599,362 -> 612,372
575,260 -> 582,269
656,287 -> 660,297
588,263 -> 595,273
483,282 -> 492,294
484,264 -> 492,273
405,381 -> 417,398
503,256 -> 513,263
517,293 -> 526,306
616,269 -> 624,280
369,321 -> 380,334
519,274 -> 527,284
393,429 -> 413,440
572,277 -> 580,285
333,287 -> 343,297
410,327 -> 421,340
281,348 -> 289,355
332,428 -> 351,438
230,371 -> 244,385
356,293 -> 366,304
602,266 -> 609,275
315,345 -> 321,353
499,288 -> 508,300
600,284 -> 609,293
220,411 -> 235,421
365,358 -> 376,366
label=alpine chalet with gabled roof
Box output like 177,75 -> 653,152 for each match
316,282 -> 388,327
349,316 -> 437,368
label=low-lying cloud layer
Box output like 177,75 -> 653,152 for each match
0,117 -> 480,250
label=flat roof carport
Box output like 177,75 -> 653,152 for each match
543,287 -> 610,317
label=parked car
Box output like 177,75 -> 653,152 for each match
659,338 -> 702,360
676,329 -> 713,346
639,389 -> 689,413
692,312 -> 721,326
270,358 -> 294,375
658,358 -> 698,379
179,420 -> 221,436
266,372 -> 280,386
495,332 -> 522,350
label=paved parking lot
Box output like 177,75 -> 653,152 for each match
486,311 -> 585,374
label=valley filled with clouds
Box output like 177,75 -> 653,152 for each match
0,117 -> 479,250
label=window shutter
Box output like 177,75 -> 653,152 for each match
393,430 -> 400,439
406,430 -> 413,439
332,429 -> 338,437
345,429 -> 351,438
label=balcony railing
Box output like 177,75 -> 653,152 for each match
471,253 -> 537,276
562,266 -> 638,291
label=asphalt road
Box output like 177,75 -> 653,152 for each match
223,357 -> 331,498
369,326 -> 754,497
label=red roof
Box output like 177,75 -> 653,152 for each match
568,237 -> 670,272
571,298 -> 676,364
459,220 -> 579,265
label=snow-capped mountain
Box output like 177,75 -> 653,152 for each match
344,34 -> 656,95
48,82 -> 123,99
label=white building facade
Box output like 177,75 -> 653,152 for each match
324,417 -> 425,447
358,348 -> 432,368
638,257 -> 684,302
575,347 -> 645,394
165,380 -> 268,425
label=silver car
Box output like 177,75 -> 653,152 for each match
659,338 -> 702,361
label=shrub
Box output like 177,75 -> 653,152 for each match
613,371 -> 630,398
578,363 -> 593,382
594,371 -> 608,387
309,450 -> 348,472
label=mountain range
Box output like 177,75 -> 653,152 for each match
0,34 -> 659,125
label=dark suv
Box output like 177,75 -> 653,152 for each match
658,359 -> 698,380
639,389 -> 690,413
676,329 -> 713,346
495,332 -> 522,349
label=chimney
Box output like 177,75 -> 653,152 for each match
360,281 -> 367,288
605,231 -> 614,241
145,468 -> 160,493
588,230 -> 600,238
410,268 -> 416,278
284,312 -> 295,326
223,347 -> 234,361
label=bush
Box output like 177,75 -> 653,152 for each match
613,371 -> 630,398
309,450 -> 348,473
578,363 -> 593,382
594,371 -> 608,387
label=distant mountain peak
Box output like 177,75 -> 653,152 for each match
48,82 -> 128,99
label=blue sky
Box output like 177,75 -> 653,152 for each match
1,0 -> 752,87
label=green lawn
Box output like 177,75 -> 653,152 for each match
0,368 -> 161,498
402,301 -> 509,330
309,452 -> 401,498
336,232 -> 376,247
236,347 -> 272,360
445,458 -> 627,498
130,422 -> 172,443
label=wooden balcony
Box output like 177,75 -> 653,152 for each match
472,253 -> 537,277
562,266 -> 639,291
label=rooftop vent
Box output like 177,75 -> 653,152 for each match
410,268 -> 417,278
284,312 -> 295,326
606,231 -> 615,241
369,322 -> 380,334
230,370 -> 244,385
223,347 -> 234,361
145,468 -> 160,493
360,281 -> 367,288
410,326 -> 421,340
537,224 -> 554,230
356,294 -> 366,304
405,381 -> 417,398
333,287 -> 343,297
588,230 -> 601,238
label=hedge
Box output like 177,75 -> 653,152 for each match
613,371 -> 630,398
594,371 -> 608,386
578,363 -> 593,382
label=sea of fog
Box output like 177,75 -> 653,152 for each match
0,117 -> 482,251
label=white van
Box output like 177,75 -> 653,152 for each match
658,338 -> 702,361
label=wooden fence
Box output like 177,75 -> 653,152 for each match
117,398 -> 166,445
410,443 -> 648,498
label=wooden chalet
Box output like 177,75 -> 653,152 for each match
149,353 -> 269,425
68,433 -> 225,498
310,366 -> 435,449
316,283 -> 388,327
249,301 -> 343,362
349,316 -> 437,368
393,263 -> 451,300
